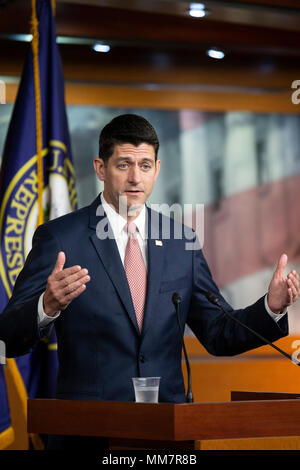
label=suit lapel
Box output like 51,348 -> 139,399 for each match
88,197 -> 140,335
142,208 -> 165,337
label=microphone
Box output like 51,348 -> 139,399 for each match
172,292 -> 194,403
204,290 -> 300,366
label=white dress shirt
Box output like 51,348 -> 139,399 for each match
101,194 -> 147,268
37,193 -> 285,327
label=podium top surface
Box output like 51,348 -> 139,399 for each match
28,397 -> 300,441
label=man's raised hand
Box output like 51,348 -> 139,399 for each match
267,253 -> 300,314
43,251 -> 90,317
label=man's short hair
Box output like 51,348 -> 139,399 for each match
99,114 -> 159,163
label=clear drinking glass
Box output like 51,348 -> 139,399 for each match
132,377 -> 161,403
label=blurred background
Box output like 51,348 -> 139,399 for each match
1,0 -> 300,447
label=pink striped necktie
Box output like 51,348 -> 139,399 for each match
124,222 -> 147,332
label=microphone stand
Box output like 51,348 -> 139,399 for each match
204,290 -> 300,366
172,293 -> 194,403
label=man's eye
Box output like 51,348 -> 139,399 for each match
118,163 -> 128,169
142,164 -> 151,170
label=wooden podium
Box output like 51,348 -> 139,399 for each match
27,392 -> 300,450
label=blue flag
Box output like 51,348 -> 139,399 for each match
0,0 -> 77,449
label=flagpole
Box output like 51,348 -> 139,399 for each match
0,0 -> 74,450
31,0 -> 44,226
51,0 -> 56,16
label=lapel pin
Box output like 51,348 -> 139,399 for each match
155,240 -> 163,246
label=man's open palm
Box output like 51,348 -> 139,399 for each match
267,253 -> 299,314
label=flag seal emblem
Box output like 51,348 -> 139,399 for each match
0,140 -> 76,299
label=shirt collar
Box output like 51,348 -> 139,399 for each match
100,193 -> 147,239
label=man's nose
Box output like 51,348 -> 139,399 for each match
128,165 -> 141,183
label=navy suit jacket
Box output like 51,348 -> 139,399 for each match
1,195 -> 288,403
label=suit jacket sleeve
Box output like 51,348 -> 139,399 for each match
187,247 -> 289,356
0,224 -> 61,357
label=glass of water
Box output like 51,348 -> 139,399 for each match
132,377 -> 161,403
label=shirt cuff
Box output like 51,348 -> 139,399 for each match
264,294 -> 287,322
38,292 -> 60,327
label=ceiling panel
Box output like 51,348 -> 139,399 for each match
0,0 -> 299,92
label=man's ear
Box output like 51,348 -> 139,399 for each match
154,159 -> 161,181
93,158 -> 105,181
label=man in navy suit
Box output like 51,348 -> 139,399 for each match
1,114 -> 299,449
